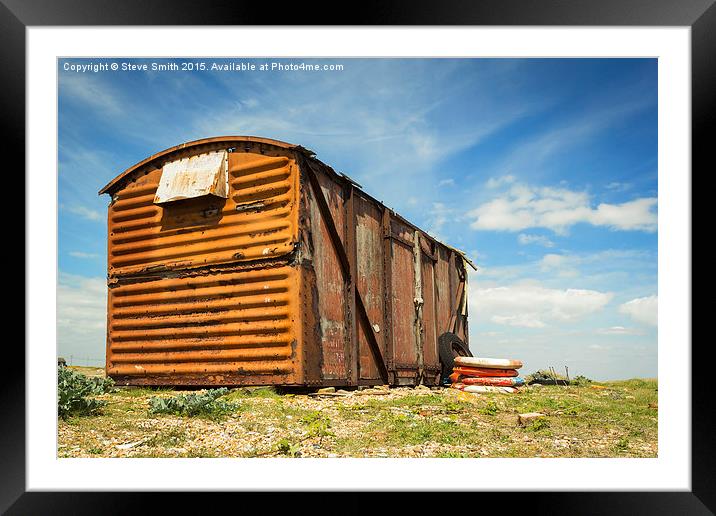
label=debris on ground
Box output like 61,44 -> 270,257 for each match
309,387 -> 352,397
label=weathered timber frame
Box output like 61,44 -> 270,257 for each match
300,155 -> 390,384
447,271 -> 466,336
299,152 -> 471,386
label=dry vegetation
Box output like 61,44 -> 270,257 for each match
58,367 -> 657,458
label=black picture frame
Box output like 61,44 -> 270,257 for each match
5,1 -> 707,513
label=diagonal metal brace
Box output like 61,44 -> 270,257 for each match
300,156 -> 389,384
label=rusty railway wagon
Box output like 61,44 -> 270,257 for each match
100,136 -> 474,387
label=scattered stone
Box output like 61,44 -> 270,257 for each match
414,385 -> 431,392
115,439 -> 145,450
309,388 -> 350,397
518,412 -> 546,426
354,388 -> 390,396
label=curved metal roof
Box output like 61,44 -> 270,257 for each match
98,136 -> 300,195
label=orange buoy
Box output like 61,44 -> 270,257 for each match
453,366 -> 518,378
460,376 -> 524,387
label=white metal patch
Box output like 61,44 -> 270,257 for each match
154,150 -> 228,204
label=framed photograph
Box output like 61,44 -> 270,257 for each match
7,0 -> 708,512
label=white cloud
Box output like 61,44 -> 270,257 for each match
468,180 -> 657,234
606,181 -> 632,192
486,175 -> 515,189
619,295 -> 658,326
473,248 -> 654,287
470,282 -> 613,329
61,74 -> 123,115
491,314 -> 547,328
64,204 -> 103,222
438,178 -> 455,187
496,98 -> 654,174
540,253 -> 568,269
539,253 -> 580,278
426,202 -> 454,239
57,272 -> 107,361
518,233 -> 554,247
597,326 -> 645,336
69,251 -> 99,259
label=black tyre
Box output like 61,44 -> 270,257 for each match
438,332 -> 472,384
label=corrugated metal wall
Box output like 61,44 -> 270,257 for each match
106,266 -> 300,384
105,141 -> 305,385
107,147 -> 298,276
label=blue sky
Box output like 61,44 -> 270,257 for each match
58,58 -> 657,379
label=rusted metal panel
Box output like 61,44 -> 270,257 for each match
346,186 -> 359,385
106,145 -> 298,276
306,165 -> 348,380
101,136 -> 472,387
381,208 -> 395,383
389,220 -> 417,371
106,265 -> 301,385
355,195 -> 385,381
421,249 -> 439,384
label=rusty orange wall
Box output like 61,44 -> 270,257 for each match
106,266 -> 301,385
107,144 -> 299,276
105,143 -> 305,386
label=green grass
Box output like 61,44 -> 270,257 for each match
58,372 -> 658,459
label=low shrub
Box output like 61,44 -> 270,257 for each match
58,366 -> 115,419
276,438 -> 301,457
148,388 -> 237,418
300,411 -> 334,440
526,370 -> 567,383
480,401 -> 499,416
526,418 -> 550,432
